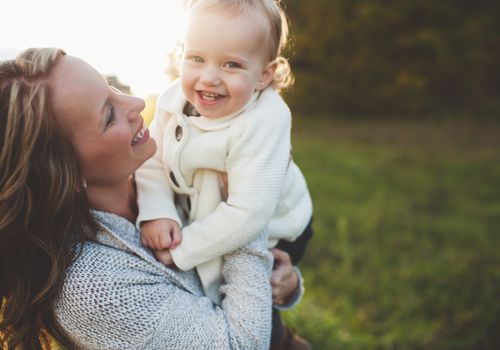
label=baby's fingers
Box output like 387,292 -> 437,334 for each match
141,235 -> 153,249
170,226 -> 182,249
155,249 -> 174,267
158,233 -> 172,250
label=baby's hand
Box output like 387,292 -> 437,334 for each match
154,249 -> 175,267
140,218 -> 182,251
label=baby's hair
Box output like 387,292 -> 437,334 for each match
186,0 -> 294,91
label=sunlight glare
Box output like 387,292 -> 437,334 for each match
0,0 -> 186,98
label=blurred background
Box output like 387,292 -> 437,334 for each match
279,1 -> 500,349
2,0 -> 500,349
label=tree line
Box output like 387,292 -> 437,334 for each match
282,0 -> 500,117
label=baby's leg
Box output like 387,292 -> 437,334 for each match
275,217 -> 314,265
270,308 -> 285,349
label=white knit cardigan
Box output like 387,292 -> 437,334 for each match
54,210 -> 297,349
135,81 -> 312,302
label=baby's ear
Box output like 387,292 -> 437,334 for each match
256,60 -> 277,91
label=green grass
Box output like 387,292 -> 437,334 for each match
284,116 -> 500,349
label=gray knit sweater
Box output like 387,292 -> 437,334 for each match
54,210 -> 276,349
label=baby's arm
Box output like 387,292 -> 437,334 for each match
135,96 -> 186,266
171,92 -> 292,270
135,97 -> 182,229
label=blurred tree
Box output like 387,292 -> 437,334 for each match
282,0 -> 500,117
143,95 -> 158,126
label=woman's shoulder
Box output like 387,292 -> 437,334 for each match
62,240 -> 169,300
66,210 -> 201,292
55,241 -> 192,349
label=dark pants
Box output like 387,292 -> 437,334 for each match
270,217 -> 313,349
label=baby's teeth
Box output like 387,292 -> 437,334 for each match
202,91 -> 219,100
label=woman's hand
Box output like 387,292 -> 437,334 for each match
270,248 -> 298,305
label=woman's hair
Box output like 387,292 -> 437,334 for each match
185,0 -> 294,91
0,48 -> 97,349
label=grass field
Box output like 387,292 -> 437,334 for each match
284,116 -> 500,349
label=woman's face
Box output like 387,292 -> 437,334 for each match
50,56 -> 156,186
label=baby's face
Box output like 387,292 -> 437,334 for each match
180,7 -> 274,119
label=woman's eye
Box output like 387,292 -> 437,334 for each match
110,86 -> 123,95
223,61 -> 241,69
105,105 -> 116,129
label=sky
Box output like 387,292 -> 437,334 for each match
0,0 -> 186,98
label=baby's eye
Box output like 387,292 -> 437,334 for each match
223,61 -> 242,69
189,56 -> 203,63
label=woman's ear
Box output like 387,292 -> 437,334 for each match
256,60 -> 277,91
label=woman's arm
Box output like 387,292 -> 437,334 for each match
56,234 -> 273,349
135,98 -> 182,228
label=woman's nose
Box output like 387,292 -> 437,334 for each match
127,96 -> 145,121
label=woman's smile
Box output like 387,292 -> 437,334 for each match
131,121 -> 150,146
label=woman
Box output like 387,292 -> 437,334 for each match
0,48 -> 302,349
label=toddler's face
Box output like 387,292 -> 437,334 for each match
180,7 -> 274,119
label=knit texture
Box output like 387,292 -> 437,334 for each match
54,210 -> 275,349
135,80 -> 313,274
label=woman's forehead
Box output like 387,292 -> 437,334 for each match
50,56 -> 108,132
52,57 -> 107,104
51,56 -> 104,95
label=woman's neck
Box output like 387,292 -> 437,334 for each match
85,176 -> 138,223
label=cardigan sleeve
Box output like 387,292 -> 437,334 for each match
135,104 -> 182,228
56,234 -> 273,349
171,91 -> 291,271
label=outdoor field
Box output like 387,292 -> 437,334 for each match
282,116 -> 500,349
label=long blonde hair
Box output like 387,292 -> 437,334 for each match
0,48 -> 96,349
185,0 -> 294,91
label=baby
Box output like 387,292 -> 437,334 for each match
136,0 -> 313,305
